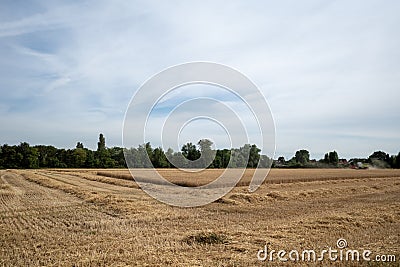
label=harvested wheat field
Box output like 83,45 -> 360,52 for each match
0,168 -> 399,266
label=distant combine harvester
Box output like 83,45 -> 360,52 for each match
349,161 -> 369,170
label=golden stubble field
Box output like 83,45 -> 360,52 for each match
0,168 -> 399,266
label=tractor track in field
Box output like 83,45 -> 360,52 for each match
0,170 -> 121,237
38,170 -> 137,195
0,170 -> 166,266
16,170 -> 154,217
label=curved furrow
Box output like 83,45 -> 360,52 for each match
42,171 -> 136,194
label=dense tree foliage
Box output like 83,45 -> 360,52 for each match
295,149 -> 310,165
367,151 -> 396,168
181,142 -> 201,161
0,134 -> 398,169
395,152 -> 400,169
275,149 -> 400,169
0,134 -> 126,169
322,151 -> 339,166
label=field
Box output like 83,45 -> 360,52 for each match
0,168 -> 399,266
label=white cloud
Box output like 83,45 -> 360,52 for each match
0,0 -> 399,158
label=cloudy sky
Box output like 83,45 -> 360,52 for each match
0,0 -> 399,159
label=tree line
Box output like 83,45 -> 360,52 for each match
275,149 -> 400,169
0,134 -> 270,169
0,134 -> 399,169
0,134 -> 125,169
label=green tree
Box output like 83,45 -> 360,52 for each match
145,142 -> 153,163
152,147 -> 169,168
36,145 -> 60,167
171,151 -> 185,168
328,151 -> 339,166
164,148 -> 174,167
198,139 -> 214,168
220,149 -> 231,168
212,149 -> 231,168
76,142 -> 84,149
0,144 -> 21,168
395,152 -> 400,169
124,147 -> 138,168
248,144 -> 261,168
368,151 -> 390,168
17,142 -> 39,169
56,149 -> 74,168
259,155 -> 273,168
181,143 -> 200,161
108,147 -> 126,168
368,151 -> 389,162
74,148 -> 87,168
228,145 -> 251,168
96,133 -> 112,167
97,134 -> 106,151
323,153 -> 329,163
136,144 -> 152,168
85,149 -> 96,168
295,149 -> 310,165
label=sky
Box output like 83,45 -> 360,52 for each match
0,0 -> 399,160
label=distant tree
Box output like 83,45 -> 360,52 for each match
229,145 -> 250,168
5,133 -> 397,170
152,147 -> 169,168
323,153 -> 329,163
221,149 -> 231,168
259,155 -> 273,168
0,144 -> 21,168
395,152 -> 400,169
74,148 -> 87,168
165,148 -> 174,166
388,155 -> 396,168
56,149 -> 74,168
85,149 -> 96,168
248,144 -> 261,168
368,151 -> 389,162
212,149 -> 230,168
228,149 -> 239,168
76,142 -> 84,149
368,151 -> 390,168
181,143 -> 200,161
198,139 -> 213,152
36,145 -> 60,167
287,157 -> 302,168
137,143 -> 152,168
295,149 -> 310,165
226,144 -> 261,168
369,151 -> 389,162
97,134 -> 106,152
321,151 -> 339,166
171,151 -> 185,168
145,142 -> 153,162
108,147 -> 126,168
328,151 -> 339,166
17,142 -> 39,169
96,133 -> 112,168
198,139 -> 214,168
124,147 -> 139,168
